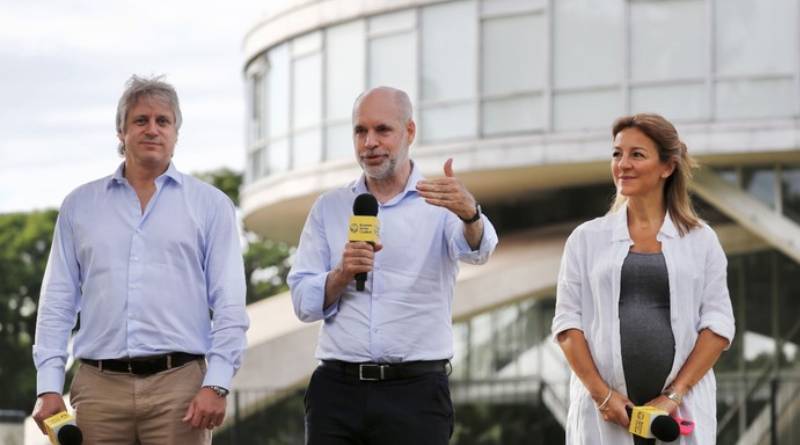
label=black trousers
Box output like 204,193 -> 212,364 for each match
304,365 -> 454,445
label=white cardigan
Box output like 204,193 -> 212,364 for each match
551,208 -> 735,445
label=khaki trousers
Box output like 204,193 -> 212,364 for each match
69,359 -> 212,445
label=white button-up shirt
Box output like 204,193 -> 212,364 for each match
552,207 -> 735,445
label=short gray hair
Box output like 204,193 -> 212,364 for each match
116,75 -> 182,155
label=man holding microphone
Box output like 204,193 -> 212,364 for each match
31,75 -> 249,444
288,86 -> 498,444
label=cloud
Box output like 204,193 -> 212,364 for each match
0,0 -> 269,212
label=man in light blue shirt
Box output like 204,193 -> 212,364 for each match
31,75 -> 249,444
288,86 -> 498,444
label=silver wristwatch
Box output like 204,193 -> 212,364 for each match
662,386 -> 683,405
205,385 -> 229,398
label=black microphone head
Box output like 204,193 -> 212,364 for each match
353,193 -> 378,216
650,415 -> 680,442
58,424 -> 83,445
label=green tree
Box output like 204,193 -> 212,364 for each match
194,167 -> 242,206
0,210 -> 58,414
195,168 -> 294,304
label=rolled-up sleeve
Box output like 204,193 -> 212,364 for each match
447,214 -> 498,265
202,196 -> 250,389
33,199 -> 81,395
697,229 -> 735,348
287,198 -> 339,322
551,230 -> 585,342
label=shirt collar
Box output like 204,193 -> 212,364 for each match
107,161 -> 183,188
349,160 -> 423,202
611,203 -> 679,242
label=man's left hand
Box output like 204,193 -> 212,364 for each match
182,387 -> 227,430
416,158 -> 477,220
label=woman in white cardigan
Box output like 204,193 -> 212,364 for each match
552,113 -> 735,445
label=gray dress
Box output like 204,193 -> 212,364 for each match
619,252 -> 675,445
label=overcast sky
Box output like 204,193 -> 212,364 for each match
0,1 -> 278,213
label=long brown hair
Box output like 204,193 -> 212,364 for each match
610,113 -> 700,236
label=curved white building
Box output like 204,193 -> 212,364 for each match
235,1 -> 800,443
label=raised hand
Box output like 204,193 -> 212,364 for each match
415,158 -> 477,220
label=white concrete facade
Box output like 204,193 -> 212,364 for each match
237,0 -> 800,441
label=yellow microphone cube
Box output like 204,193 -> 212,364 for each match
44,411 -> 75,444
629,406 -> 669,439
44,410 -> 82,444
348,216 -> 380,243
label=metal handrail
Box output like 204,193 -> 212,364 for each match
717,318 -> 800,435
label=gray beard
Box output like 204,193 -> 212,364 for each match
361,157 -> 397,181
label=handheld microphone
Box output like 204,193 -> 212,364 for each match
626,405 -> 682,442
350,193 -> 379,291
44,411 -> 83,445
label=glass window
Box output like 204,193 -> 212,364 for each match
554,0 -> 623,89
553,89 -> 622,131
715,78 -> 795,120
292,31 -> 322,58
482,13 -> 546,96
250,73 -> 265,142
369,32 -> 417,99
714,167 -> 739,187
268,139 -> 290,174
493,305 -> 522,373
421,1 -> 477,102
481,0 -> 545,17
268,44 -> 290,139
451,322 -> 470,380
777,252 -> 800,362
246,149 -> 261,183
630,0 -> 706,82
716,256 -> 743,373
781,165 -> 800,224
715,0 -> 797,76
742,251 -> 776,370
326,20 -> 366,121
325,122 -> 353,161
469,312 -> 494,379
420,103 -> 477,142
630,83 -> 707,122
369,9 -> 416,35
293,130 -> 322,169
742,166 -> 776,209
292,53 -> 322,130
483,94 -> 544,135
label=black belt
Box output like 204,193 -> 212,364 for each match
320,360 -> 449,381
80,352 -> 203,376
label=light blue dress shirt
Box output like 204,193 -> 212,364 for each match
288,163 -> 498,363
33,162 -> 249,394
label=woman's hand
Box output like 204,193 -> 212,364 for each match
598,390 -> 633,428
644,394 -> 680,415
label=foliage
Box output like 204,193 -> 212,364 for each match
243,235 -> 293,305
194,167 -> 242,207
0,210 -> 58,414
